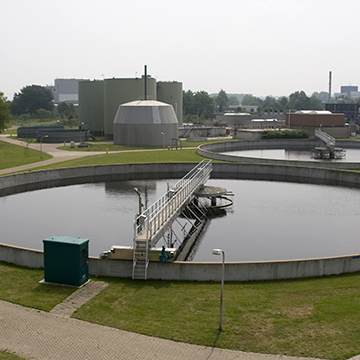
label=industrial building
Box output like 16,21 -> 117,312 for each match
285,110 -> 349,138
334,85 -> 360,100
46,78 -> 88,104
215,113 -> 285,129
325,103 -> 359,124
78,75 -> 182,139
113,100 -> 178,147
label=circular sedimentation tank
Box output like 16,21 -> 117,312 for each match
2,156 -> 360,280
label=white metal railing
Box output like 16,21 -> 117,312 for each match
315,128 -> 336,148
133,160 -> 212,243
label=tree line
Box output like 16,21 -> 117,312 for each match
1,83 -> 358,133
183,89 -> 333,120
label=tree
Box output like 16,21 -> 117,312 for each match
58,102 -> 74,117
277,96 -> 288,109
228,96 -> 240,106
11,85 -> 53,116
309,95 -> 324,110
215,89 -> 229,112
287,91 -> 312,110
312,91 -> 329,103
0,92 -> 11,132
183,90 -> 194,116
183,90 -> 214,119
36,108 -> 54,120
241,94 -> 263,106
192,91 -> 214,118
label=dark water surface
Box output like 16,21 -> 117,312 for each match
222,148 -> 360,162
1,179 -> 360,261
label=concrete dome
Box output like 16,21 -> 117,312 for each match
113,100 -> 178,146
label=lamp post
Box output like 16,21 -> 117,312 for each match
40,135 -> 48,159
161,132 -> 165,150
288,110 -> 291,129
212,248 -> 225,331
133,187 -> 143,216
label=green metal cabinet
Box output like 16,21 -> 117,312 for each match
43,236 -> 89,286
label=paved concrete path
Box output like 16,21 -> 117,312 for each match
0,135 -> 196,176
0,299 -> 324,360
49,280 -> 109,318
0,135 -> 102,176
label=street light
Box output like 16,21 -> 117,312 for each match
40,135 -> 48,159
161,132 -> 165,150
212,248 -> 225,331
133,187 -> 143,216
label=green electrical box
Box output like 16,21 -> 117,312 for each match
43,236 -> 89,287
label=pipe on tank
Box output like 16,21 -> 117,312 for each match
144,65 -> 147,100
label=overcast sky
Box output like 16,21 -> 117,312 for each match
2,0 -> 359,100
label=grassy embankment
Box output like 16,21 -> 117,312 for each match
1,261 -> 360,360
0,137 -> 238,174
0,140 -> 52,170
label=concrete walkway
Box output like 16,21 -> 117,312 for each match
0,135 -> 102,175
0,298 -> 324,360
0,135 -> 196,176
49,280 -> 109,318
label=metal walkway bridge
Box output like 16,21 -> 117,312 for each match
315,128 -> 336,149
313,128 -> 345,159
132,160 -> 212,279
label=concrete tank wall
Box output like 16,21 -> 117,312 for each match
2,238 -> 360,282
156,81 -> 183,124
103,78 -> 157,139
2,163 -> 360,281
78,80 -> 104,135
198,140 -> 360,170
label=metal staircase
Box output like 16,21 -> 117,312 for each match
313,128 -> 345,159
132,160 -> 212,280
315,128 -> 336,149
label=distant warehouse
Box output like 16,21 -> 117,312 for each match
286,110 -> 349,138
216,113 -> 285,129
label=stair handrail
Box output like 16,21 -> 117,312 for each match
134,160 -> 212,242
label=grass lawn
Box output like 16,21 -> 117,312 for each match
1,260 -> 360,360
1,128 -> 17,135
0,350 -> 26,359
56,138 -> 236,152
72,274 -> 360,360
0,140 -> 52,170
19,148 -> 207,173
0,262 -> 75,311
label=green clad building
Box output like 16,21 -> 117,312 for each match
79,74 -> 182,139
157,81 -> 183,126
78,80 -> 104,135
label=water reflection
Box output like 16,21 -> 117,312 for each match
1,179 -> 360,262
222,149 -> 360,162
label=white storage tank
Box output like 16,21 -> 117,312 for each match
113,100 -> 178,146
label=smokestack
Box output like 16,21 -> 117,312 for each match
144,65 -> 147,100
328,71 -> 332,102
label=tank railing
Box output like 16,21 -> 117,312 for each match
134,160 -> 212,243
315,128 -> 336,149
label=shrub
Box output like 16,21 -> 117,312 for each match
262,129 -> 309,139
